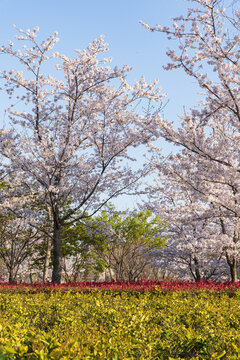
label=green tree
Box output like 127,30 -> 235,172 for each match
84,208 -> 167,281
60,220 -> 105,281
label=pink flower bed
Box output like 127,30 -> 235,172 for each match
0,279 -> 240,293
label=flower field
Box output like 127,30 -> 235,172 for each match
1,281 -> 240,359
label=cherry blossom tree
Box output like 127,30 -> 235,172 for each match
0,27 -> 165,283
142,0 -> 240,281
145,163 -> 228,281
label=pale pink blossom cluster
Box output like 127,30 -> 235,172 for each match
143,0 -> 240,282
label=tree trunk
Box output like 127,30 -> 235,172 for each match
43,205 -> 52,283
194,257 -> 201,282
221,220 -> 238,283
52,215 -> 62,284
230,255 -> 238,283
226,252 -> 238,283
29,270 -> 33,284
43,237 -> 51,282
8,268 -> 14,283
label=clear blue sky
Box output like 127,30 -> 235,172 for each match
0,0 -> 200,210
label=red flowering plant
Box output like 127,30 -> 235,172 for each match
0,279 -> 240,295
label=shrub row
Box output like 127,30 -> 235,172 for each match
1,286 -> 240,358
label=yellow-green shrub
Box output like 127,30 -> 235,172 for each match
1,290 -> 240,359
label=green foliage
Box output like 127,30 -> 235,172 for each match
62,207 -> 167,254
61,221 -> 92,258
60,219 -> 108,278
58,207 -> 167,281
90,208 -> 167,280
93,207 -> 167,247
1,290 -> 240,358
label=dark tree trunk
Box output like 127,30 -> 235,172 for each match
43,237 -> 51,283
230,255 -> 238,283
221,220 -> 238,283
8,268 -> 14,283
226,252 -> 238,283
43,205 -> 52,283
194,257 -> 201,282
52,215 -> 62,284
